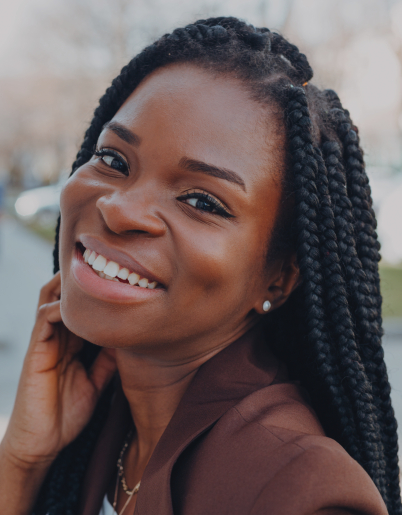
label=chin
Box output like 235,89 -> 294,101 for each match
59,293 -> 153,350
60,291 -> 118,348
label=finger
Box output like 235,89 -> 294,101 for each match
34,301 -> 82,359
37,272 -> 61,311
25,302 -> 65,374
89,348 -> 117,396
46,301 -> 62,324
27,303 -> 84,378
37,300 -> 62,326
29,301 -> 62,348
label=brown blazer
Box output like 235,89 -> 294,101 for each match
78,326 -> 388,515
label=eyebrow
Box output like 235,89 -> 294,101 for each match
102,121 -> 141,147
179,157 -> 246,191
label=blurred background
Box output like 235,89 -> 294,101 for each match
0,0 -> 401,451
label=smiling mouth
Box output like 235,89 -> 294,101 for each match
77,243 -> 162,290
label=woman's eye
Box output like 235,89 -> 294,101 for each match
186,197 -> 215,212
94,148 -> 129,175
178,192 -> 233,218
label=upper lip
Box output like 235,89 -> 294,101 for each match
78,235 -> 164,285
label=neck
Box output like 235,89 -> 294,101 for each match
115,344 -> 222,457
115,316 -> 260,460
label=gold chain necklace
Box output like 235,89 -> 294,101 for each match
112,429 -> 141,515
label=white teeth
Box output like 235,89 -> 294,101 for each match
83,249 -> 91,263
84,247 -> 159,289
104,274 -> 119,282
103,261 -> 119,278
117,268 -> 129,280
92,255 -> 107,272
128,272 -> 140,285
88,251 -> 97,265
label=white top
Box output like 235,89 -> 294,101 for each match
99,494 -> 115,515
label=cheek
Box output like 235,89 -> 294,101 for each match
173,221 -> 267,310
58,169 -> 103,334
174,184 -> 279,303
192,197 -> 281,309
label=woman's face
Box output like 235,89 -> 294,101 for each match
59,64 -> 292,360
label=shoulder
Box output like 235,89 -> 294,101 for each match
172,382 -> 388,515
232,381 -> 326,437
248,433 -> 387,515
231,383 -> 387,514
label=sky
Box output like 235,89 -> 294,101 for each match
0,0 -> 291,76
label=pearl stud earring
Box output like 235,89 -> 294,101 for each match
262,300 -> 271,312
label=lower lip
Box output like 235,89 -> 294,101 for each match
71,248 -> 164,303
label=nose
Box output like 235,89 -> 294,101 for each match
96,188 -> 167,237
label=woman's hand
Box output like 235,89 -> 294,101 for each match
0,271 -> 117,469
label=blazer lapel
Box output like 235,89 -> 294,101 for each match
135,325 -> 283,514
79,324 -> 283,515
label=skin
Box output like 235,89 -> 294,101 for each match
0,64 -> 300,515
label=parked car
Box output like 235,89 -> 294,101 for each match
14,181 -> 63,226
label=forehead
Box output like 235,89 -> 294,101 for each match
112,63 -> 286,188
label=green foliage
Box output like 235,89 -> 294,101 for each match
380,265 -> 402,318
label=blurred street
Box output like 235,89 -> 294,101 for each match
0,216 -> 402,450
0,216 -> 53,438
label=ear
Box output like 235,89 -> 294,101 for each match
253,253 -> 300,315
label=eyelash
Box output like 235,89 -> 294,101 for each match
93,147 -> 129,176
93,148 -> 232,218
177,191 -> 233,218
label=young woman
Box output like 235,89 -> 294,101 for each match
0,16 -> 398,515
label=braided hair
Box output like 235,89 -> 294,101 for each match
35,16 -> 400,515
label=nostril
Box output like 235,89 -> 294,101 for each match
127,229 -> 148,235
